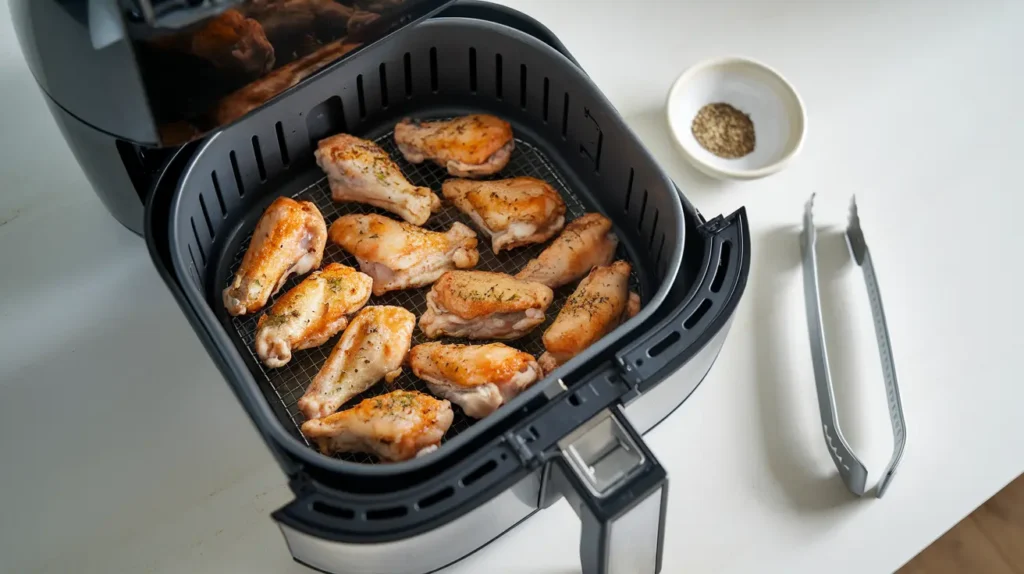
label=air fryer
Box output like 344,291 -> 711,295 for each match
11,2 -> 751,573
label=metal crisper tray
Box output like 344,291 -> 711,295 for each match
225,130 -> 642,464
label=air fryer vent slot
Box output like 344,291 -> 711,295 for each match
211,172 -> 227,217
494,53 -> 503,99
356,75 -> 367,119
188,246 -> 199,279
403,52 -> 413,97
366,505 -> 408,520
648,209 -> 660,248
684,299 -> 712,329
636,190 -> 649,231
251,136 -> 267,182
378,64 -> 389,109
656,233 -> 667,276
710,241 -> 732,293
468,48 -> 478,92
417,487 -> 454,509
198,194 -> 214,238
312,501 -> 355,520
429,47 -> 438,93
275,122 -> 290,167
542,77 -> 550,121
561,92 -> 569,138
519,64 -> 527,109
229,151 -> 244,198
190,218 -> 206,264
648,330 -> 681,358
462,459 -> 497,487
624,168 -> 634,211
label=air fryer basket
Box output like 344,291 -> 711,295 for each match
226,131 -> 647,463
167,17 -> 685,472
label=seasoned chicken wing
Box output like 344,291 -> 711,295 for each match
300,390 -> 453,461
315,133 -> 441,225
254,263 -> 373,368
419,271 -> 554,340
297,306 -> 416,419
329,213 -> 479,296
515,213 -> 619,289
441,177 -> 566,254
409,342 -> 542,418
394,115 -> 515,178
223,196 -> 327,316
539,261 -> 641,374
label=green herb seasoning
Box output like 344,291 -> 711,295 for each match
691,102 -> 756,159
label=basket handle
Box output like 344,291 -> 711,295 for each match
617,207 -> 750,389
547,405 -> 669,574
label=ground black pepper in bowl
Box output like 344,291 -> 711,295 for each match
691,102 -> 756,159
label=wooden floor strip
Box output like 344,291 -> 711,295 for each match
898,475 -> 1024,574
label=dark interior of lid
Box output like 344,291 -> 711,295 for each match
130,0 -> 453,146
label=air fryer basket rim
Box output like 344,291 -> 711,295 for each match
166,17 -> 685,476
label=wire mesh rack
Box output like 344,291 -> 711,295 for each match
227,131 -> 641,464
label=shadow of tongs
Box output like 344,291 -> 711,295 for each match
800,194 -> 906,498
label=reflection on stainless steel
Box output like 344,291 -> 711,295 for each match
135,0 -> 424,145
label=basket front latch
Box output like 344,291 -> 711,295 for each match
547,405 -> 668,574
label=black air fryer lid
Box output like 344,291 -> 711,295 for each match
130,0 -> 456,146
10,1 -> 455,148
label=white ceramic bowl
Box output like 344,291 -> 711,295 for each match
666,56 -> 806,180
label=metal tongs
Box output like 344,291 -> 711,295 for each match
800,194 -> 906,498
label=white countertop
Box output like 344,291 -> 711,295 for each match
2,1 -> 1023,572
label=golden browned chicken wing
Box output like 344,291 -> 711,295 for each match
297,306 -> 416,419
409,342 -> 542,418
515,213 -> 619,289
315,133 -> 441,226
394,114 -> 515,178
441,177 -> 566,254
300,390 -> 454,461
418,270 -> 554,340
539,261 -> 641,374
328,213 -> 479,296
254,263 -> 373,368
223,196 -> 327,316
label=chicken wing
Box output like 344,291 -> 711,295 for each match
539,261 -> 641,374
254,263 -> 373,368
300,390 -> 453,461
515,213 -> 619,289
329,214 -> 479,296
441,177 -> 566,254
315,133 -> 441,225
394,115 -> 515,178
297,306 -> 416,419
223,196 -> 327,316
419,270 -> 554,340
409,342 -> 542,418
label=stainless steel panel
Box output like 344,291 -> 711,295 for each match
623,315 -> 733,434
277,470 -> 541,574
608,486 -> 662,574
